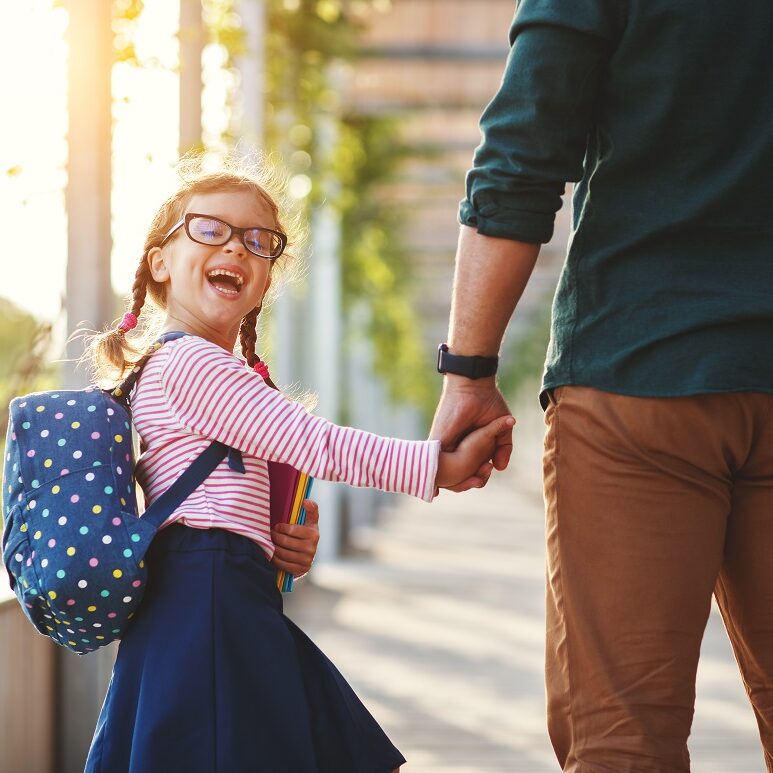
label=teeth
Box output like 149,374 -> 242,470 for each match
206,268 -> 244,288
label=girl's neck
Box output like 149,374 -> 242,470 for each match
162,313 -> 238,354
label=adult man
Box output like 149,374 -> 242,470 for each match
431,1 -> 773,770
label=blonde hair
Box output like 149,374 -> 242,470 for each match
86,153 -> 303,388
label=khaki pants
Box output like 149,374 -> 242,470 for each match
543,387 -> 773,772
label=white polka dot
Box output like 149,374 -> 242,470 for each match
78,580 -> 87,588
102,535 -> 112,544
73,450 -> 83,460
58,516 -> 67,526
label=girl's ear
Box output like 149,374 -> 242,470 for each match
147,246 -> 169,283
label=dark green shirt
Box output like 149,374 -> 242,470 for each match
460,0 -> 773,399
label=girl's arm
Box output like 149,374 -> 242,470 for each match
161,337 -> 439,501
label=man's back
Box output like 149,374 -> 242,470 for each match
461,0 -> 773,396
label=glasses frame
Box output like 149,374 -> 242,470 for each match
159,213 -> 287,260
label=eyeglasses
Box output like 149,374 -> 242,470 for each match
159,213 -> 287,260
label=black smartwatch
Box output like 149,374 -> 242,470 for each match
436,343 -> 498,379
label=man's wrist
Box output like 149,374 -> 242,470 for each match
437,343 -> 499,380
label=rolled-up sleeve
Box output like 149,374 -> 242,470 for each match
460,0 -> 623,244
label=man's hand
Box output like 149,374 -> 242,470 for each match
430,376 -> 514,492
270,499 -> 320,579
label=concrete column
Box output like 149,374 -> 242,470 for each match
271,104 -> 300,387
63,0 -> 114,391
61,3 -> 116,769
236,0 -> 266,151
344,302 -> 384,533
179,0 -> 204,154
306,84 -> 343,562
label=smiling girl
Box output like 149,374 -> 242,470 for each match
83,158 -> 513,773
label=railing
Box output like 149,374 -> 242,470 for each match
0,589 -> 57,773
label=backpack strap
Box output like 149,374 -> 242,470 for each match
111,330 -> 191,400
110,331 -> 245,527
141,440 -> 230,529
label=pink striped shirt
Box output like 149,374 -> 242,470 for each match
131,336 -> 439,558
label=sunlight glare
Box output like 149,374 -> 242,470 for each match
0,0 -> 68,322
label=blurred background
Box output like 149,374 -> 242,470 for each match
0,1 -> 761,771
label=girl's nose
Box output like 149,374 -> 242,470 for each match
223,233 -> 246,256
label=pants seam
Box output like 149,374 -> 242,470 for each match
715,568 -> 773,770
714,575 -> 754,701
550,393 -> 580,766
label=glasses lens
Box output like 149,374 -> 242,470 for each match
245,228 -> 284,258
189,216 -> 230,245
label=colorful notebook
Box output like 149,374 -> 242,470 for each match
268,461 -> 314,592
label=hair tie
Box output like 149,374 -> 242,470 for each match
253,361 -> 270,380
118,312 -> 138,333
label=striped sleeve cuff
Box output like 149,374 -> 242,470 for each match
395,438 -> 440,503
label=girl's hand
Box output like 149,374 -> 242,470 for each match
435,415 -> 515,490
270,500 -> 320,579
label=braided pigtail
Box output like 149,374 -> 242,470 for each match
87,254 -> 153,386
240,305 -> 279,391
127,254 -> 151,327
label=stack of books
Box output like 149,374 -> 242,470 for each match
268,461 -> 314,592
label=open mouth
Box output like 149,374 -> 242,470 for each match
206,269 -> 244,296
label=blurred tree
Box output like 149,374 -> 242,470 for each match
0,298 -> 55,446
61,0 -> 436,420
335,117 -> 436,414
209,0 -> 436,421
112,0 -> 145,63
498,300 -> 552,403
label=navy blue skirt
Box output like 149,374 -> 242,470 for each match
85,525 -> 405,773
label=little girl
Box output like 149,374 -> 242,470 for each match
84,158 -> 513,773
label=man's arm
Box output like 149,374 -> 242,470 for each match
430,227 -> 539,488
432,0 -> 615,489
447,226 -> 540,358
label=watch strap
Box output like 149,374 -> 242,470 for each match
436,343 -> 498,379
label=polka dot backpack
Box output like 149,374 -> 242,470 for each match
1,331 -> 240,654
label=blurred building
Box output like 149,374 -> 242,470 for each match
347,0 -> 570,359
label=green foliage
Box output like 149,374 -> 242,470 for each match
335,117 -> 436,413
0,299 -> 57,441
497,302 -> 552,402
207,0 -> 434,417
110,0 -> 433,418
113,0 -> 145,64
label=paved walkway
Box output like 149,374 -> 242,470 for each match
285,402 -> 765,772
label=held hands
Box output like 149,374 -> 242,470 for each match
435,414 -> 515,489
431,377 -> 514,492
270,499 -> 319,579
